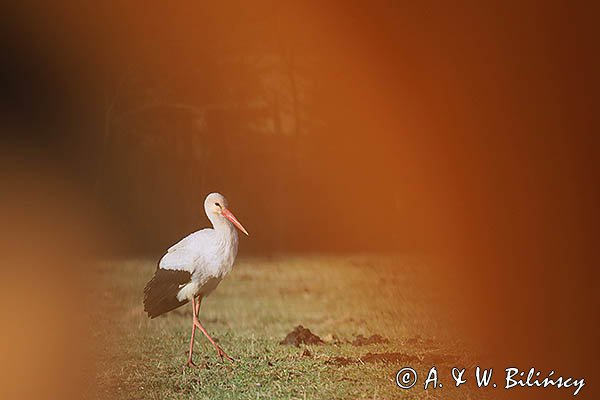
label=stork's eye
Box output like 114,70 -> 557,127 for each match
215,202 -> 221,207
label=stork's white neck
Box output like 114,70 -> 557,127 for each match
207,212 -> 239,273
209,213 -> 237,238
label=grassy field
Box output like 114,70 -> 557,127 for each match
85,255 -> 487,399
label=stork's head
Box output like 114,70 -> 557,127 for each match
204,192 -> 249,235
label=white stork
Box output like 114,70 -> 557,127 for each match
143,192 -> 249,367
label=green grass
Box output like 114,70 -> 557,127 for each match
85,255 -> 486,399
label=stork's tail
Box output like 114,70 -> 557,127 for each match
143,268 -> 191,318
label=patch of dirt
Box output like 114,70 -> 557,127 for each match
280,325 -> 324,346
351,334 -> 389,346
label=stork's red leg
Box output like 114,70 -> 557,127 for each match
193,298 -> 235,362
186,296 -> 202,367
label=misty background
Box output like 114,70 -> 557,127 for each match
2,2 -> 597,255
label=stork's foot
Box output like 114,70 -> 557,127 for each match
192,317 -> 236,363
216,346 -> 235,363
185,359 -> 198,368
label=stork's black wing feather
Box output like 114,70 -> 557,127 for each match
143,268 -> 192,318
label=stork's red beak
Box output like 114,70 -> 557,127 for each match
221,208 -> 249,236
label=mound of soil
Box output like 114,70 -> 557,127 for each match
280,325 -> 324,346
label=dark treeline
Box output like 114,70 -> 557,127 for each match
3,2 -> 426,255
2,2 -> 597,261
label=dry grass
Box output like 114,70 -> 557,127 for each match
85,254 -> 487,399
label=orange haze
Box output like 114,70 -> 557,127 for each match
1,1 -> 598,398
